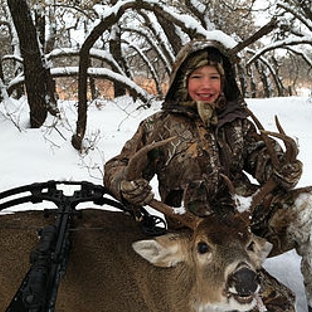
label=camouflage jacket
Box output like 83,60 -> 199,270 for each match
103,101 -> 284,216
104,40 -> 286,217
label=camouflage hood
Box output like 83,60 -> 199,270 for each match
162,39 -> 248,126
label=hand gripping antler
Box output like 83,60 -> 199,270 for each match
221,108 -> 299,223
123,137 -> 201,229
244,107 -> 299,211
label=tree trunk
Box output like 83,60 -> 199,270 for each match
7,0 -> 58,128
155,14 -> 182,56
110,28 -> 127,97
236,64 -> 248,98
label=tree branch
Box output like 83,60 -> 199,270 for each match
231,17 -> 278,55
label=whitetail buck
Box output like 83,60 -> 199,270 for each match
0,208 -> 272,312
0,114 -> 297,312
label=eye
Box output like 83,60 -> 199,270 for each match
189,73 -> 202,79
197,241 -> 210,254
247,241 -> 255,252
211,75 -> 221,80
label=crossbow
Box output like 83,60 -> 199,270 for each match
0,180 -> 165,312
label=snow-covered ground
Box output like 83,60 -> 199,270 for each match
0,95 -> 311,311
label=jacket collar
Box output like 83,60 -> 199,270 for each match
161,99 -> 249,128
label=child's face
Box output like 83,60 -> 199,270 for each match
188,65 -> 221,104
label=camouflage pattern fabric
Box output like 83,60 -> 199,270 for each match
104,39 -> 312,311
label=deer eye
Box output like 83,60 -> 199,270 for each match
197,241 -> 210,254
247,241 -> 255,252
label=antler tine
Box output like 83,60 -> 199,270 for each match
123,136 -> 201,230
262,115 -> 298,162
249,178 -> 276,211
220,173 -> 275,218
259,130 -> 280,167
220,174 -> 236,195
245,106 -> 280,166
244,106 -> 264,130
262,130 -> 299,162
123,136 -> 177,181
274,115 -> 285,135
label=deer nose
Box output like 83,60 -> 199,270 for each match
229,267 -> 259,296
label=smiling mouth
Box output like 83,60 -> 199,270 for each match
197,94 -> 214,100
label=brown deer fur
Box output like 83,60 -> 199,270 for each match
0,208 -> 273,312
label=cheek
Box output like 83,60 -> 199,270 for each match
187,80 -> 197,100
215,81 -> 222,94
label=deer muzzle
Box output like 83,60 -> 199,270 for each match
227,264 -> 260,304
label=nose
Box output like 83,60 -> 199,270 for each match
201,77 -> 213,88
228,267 -> 259,296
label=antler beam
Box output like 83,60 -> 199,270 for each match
245,108 -> 299,211
123,136 -> 201,229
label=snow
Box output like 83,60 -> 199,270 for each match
0,95 -> 311,311
233,194 -> 253,213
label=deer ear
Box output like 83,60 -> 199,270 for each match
132,233 -> 188,268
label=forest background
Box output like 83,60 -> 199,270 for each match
0,0 -> 311,150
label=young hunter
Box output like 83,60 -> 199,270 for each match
104,39 -> 312,311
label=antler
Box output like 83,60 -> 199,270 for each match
123,137 -> 177,181
235,107 -> 299,213
123,137 -> 201,229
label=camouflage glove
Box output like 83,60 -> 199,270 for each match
120,179 -> 154,206
272,159 -> 303,190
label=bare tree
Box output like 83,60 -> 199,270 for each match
0,0 -> 311,142
7,0 -> 58,127
70,0 -> 280,150
239,0 -> 312,96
